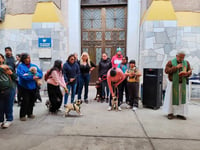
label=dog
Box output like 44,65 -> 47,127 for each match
64,100 -> 83,116
23,67 -> 42,86
45,99 -> 50,109
29,67 -> 42,86
94,80 -> 102,102
111,96 -> 118,111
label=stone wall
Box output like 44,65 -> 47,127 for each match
0,22 -> 67,71
4,0 -> 61,15
171,0 -> 200,12
0,22 -> 67,90
141,0 -> 200,17
140,21 -> 200,84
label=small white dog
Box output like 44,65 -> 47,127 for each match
111,96 -> 118,111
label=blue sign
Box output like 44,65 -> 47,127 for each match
38,38 -> 51,48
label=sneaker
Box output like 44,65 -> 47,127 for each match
20,117 -> 27,121
118,107 -> 122,111
2,121 -> 12,128
28,115 -> 35,119
107,106 -> 112,111
126,105 -> 132,109
167,114 -> 174,120
84,99 -> 88,104
0,122 -> 3,127
132,107 -> 137,111
176,115 -> 186,120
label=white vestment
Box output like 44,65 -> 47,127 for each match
163,80 -> 188,116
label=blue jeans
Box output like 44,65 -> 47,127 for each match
6,86 -> 16,121
78,74 -> 90,100
101,79 -> 109,98
64,83 -> 77,105
0,88 -> 11,122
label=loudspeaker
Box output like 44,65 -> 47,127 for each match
143,68 -> 163,109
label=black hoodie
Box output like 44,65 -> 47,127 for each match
98,58 -> 112,78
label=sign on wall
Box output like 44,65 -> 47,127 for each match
38,38 -> 51,48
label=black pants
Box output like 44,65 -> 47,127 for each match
35,86 -> 42,101
118,79 -> 129,104
20,87 -> 36,118
17,82 -> 22,104
127,82 -> 139,107
47,83 -> 63,113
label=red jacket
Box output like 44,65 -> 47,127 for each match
111,54 -> 123,68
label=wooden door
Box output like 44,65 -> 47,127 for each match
81,6 -> 127,84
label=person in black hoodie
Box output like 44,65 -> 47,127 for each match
98,53 -> 112,102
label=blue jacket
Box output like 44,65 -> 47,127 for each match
63,61 -> 80,84
17,63 -> 43,90
118,63 -> 129,73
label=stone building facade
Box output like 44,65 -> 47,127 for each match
0,0 -> 199,86
140,0 -> 200,78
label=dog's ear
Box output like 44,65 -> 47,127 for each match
80,100 -> 82,104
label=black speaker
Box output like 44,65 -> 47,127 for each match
143,68 -> 163,109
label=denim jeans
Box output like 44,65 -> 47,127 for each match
6,86 -> 16,121
0,89 -> 11,122
78,73 -> 90,100
64,83 -> 77,105
101,79 -> 109,98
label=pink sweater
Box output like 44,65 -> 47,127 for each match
47,70 -> 66,88
111,54 -> 123,68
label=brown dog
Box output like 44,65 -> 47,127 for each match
65,100 -> 82,116
111,96 -> 118,111
94,80 -> 102,102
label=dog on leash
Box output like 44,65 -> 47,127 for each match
94,80 -> 102,102
64,100 -> 83,116
45,100 -> 50,109
111,96 -> 118,111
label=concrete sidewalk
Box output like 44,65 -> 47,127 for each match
0,86 -> 200,150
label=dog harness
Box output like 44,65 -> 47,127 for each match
73,103 -> 80,110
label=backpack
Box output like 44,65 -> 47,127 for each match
44,69 -> 51,81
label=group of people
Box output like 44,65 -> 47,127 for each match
95,49 -> 192,120
0,46 -> 192,129
46,52 -> 96,113
0,47 -> 43,128
0,48 -> 98,128
98,48 -> 142,111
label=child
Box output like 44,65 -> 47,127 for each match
125,60 -> 141,111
